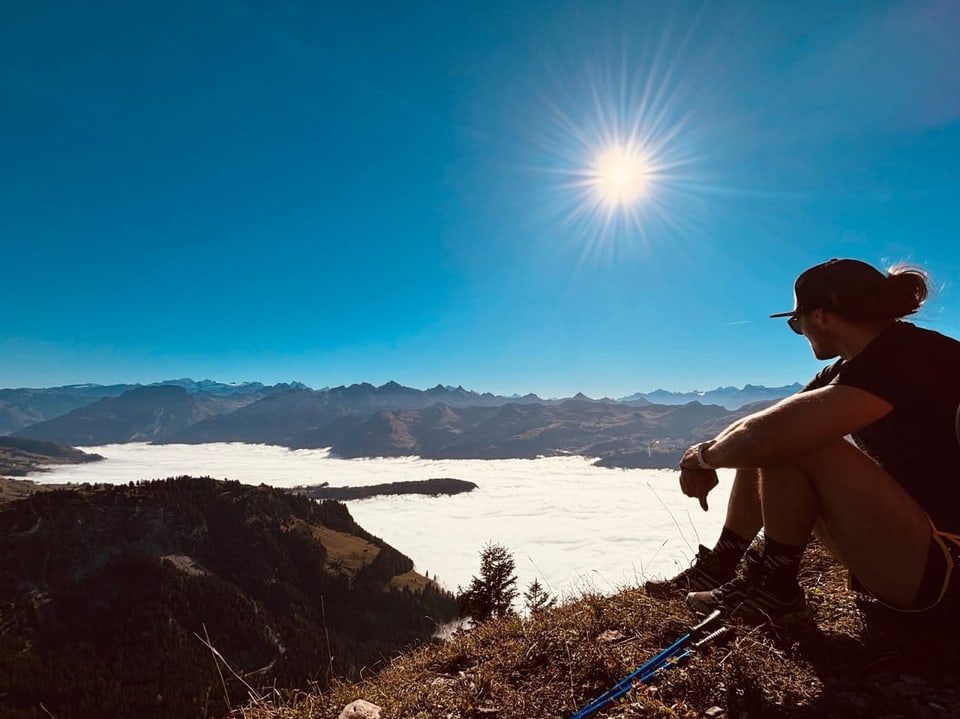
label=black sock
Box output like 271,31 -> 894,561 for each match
761,534 -> 805,594
713,526 -> 752,555
710,526 -> 753,570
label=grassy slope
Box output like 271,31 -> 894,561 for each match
0,477 -> 82,502
239,541 -> 960,719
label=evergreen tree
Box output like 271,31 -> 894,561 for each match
457,542 -> 518,622
523,578 -> 556,615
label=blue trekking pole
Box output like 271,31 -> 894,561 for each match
570,609 -> 727,719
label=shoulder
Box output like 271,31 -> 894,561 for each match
887,322 -> 960,361
889,321 -> 959,346
803,360 -> 843,392
838,322 -> 960,403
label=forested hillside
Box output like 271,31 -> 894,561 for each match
0,477 -> 457,719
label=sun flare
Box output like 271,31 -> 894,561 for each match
532,32 -> 711,261
591,144 -> 651,206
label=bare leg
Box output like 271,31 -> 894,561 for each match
760,463 -> 817,546
723,468 -> 763,541
760,439 -> 930,608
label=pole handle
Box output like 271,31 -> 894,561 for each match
690,609 -> 722,636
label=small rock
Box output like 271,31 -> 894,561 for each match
704,706 -> 725,718
338,699 -> 381,719
597,629 -> 625,643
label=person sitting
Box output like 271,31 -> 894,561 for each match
645,258 -> 960,625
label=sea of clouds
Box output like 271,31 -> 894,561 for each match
38,443 -> 735,600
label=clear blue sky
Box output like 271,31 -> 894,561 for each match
3,1 -> 958,398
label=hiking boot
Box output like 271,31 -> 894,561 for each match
686,549 -> 811,625
644,544 -> 738,597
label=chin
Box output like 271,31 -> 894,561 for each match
806,338 -> 839,360
812,346 -> 840,361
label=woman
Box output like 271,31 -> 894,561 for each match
646,258 -> 960,624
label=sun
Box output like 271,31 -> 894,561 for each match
529,31 -> 713,260
590,144 -> 651,207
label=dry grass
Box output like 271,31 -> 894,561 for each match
311,526 -> 381,575
237,541 -> 960,719
389,570 -> 436,592
6,475 -> 957,717
0,477 -> 82,504
286,519 -> 381,575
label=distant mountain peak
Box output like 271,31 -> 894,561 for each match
618,383 -> 801,410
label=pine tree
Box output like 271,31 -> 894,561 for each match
457,542 -> 518,622
523,578 -> 556,615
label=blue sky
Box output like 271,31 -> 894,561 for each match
2,1 -> 958,398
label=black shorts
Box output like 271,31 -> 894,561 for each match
913,529 -> 960,611
852,527 -> 960,613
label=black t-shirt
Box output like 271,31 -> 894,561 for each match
804,321 -> 960,533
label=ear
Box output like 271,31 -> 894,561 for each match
810,307 -> 829,328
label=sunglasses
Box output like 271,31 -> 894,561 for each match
787,312 -> 803,335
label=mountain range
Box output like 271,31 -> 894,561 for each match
620,383 -> 804,409
4,379 -> 802,469
0,379 -> 304,436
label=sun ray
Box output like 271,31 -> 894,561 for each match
522,20 -> 733,263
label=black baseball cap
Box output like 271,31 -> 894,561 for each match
769,259 -> 886,319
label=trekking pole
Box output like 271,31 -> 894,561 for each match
569,610 -> 726,719
639,624 -> 729,683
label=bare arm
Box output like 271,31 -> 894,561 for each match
698,384 -> 892,469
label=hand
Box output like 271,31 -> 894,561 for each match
679,466 -> 719,511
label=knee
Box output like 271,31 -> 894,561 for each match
760,438 -> 863,476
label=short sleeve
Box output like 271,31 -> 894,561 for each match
802,361 -> 842,393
